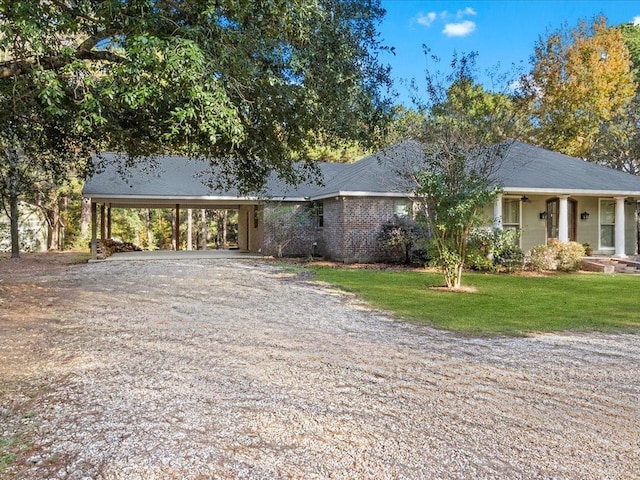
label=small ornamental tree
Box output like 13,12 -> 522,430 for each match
394,51 -> 525,289
263,204 -> 313,258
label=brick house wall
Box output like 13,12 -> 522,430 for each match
259,196 -> 412,262
317,196 -> 403,262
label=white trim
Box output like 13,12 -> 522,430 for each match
501,196 -> 523,247
502,187 -> 640,197
598,198 -> 616,252
309,191 -> 409,201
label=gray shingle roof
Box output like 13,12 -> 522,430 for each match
83,141 -> 640,204
496,141 -> 640,194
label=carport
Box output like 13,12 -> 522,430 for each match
82,154 -> 266,259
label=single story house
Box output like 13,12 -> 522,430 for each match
82,141 -> 640,261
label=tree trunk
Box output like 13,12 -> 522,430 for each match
60,195 -> 68,249
80,197 -> 91,239
46,200 -> 60,251
6,147 -> 21,259
9,191 -> 20,259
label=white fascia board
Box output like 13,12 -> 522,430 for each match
309,191 -> 410,201
502,187 -> 640,197
86,194 -> 262,204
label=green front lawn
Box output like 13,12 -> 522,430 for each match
308,267 -> 640,335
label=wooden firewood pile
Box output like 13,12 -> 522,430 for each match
97,239 -> 142,258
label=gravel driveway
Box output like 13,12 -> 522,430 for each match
1,258 -> 639,479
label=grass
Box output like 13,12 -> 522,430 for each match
308,266 -> 640,335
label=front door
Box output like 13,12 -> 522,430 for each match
546,198 -> 577,241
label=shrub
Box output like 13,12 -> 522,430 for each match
556,241 -> 586,271
465,227 -> 524,272
528,243 -> 557,271
465,246 -> 495,271
377,215 -> 426,265
495,245 -> 525,272
528,239 -> 585,272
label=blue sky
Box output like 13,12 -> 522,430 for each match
379,0 -> 640,105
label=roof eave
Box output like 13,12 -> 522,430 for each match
502,187 -> 640,197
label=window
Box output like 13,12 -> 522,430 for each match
502,197 -> 520,232
600,199 -> 615,249
394,199 -> 410,217
315,202 -> 324,228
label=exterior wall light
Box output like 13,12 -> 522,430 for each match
539,211 -> 547,220
580,211 -> 590,221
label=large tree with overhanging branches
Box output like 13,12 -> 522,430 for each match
0,0 -> 392,258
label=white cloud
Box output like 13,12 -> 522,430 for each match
634,15 -> 640,26
416,11 -> 437,27
443,20 -> 476,37
457,7 -> 477,18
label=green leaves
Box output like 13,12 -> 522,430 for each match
1,0 -> 391,192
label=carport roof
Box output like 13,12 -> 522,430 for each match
83,141 -> 640,206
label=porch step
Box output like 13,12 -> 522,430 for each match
583,257 -> 640,274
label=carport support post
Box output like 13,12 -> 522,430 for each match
174,204 -> 180,251
91,201 -> 97,258
201,209 -> 207,250
187,208 -> 193,250
100,204 -> 106,242
107,204 -> 112,239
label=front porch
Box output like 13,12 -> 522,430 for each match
492,194 -> 639,257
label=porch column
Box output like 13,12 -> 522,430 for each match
493,194 -> 503,230
558,195 -> 569,243
614,196 -> 626,257
91,201 -> 97,258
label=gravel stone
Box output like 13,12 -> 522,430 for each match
1,259 -> 639,479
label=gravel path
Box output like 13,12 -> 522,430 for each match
2,259 -> 639,479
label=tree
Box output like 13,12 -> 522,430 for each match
0,0 -> 392,257
595,22 -> 640,175
263,204 -> 313,258
395,51 -> 523,289
385,106 -> 428,145
618,22 -> 640,83
523,16 -> 636,160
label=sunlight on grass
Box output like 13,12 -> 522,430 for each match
309,267 -> 640,335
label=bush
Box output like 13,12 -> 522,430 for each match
377,215 -> 427,265
495,245 -> 525,272
465,227 -> 524,272
528,239 -> 585,272
465,246 -> 495,270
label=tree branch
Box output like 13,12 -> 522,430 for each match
0,32 -> 127,79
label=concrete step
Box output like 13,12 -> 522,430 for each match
583,257 -> 640,274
